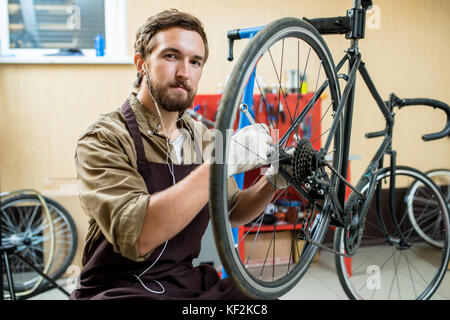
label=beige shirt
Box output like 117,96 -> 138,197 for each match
75,93 -> 239,264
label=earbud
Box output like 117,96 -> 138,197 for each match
142,64 -> 148,77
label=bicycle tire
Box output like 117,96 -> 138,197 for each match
406,169 -> 450,248
334,166 -> 450,300
1,194 -> 78,299
210,17 -> 342,299
426,169 -> 450,207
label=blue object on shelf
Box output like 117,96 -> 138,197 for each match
95,34 -> 105,56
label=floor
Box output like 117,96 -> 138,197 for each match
281,249 -> 450,300
26,249 -> 450,300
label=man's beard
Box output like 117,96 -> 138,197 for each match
148,77 -> 196,113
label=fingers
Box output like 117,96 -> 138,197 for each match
267,145 -> 276,160
256,123 -> 270,135
238,123 -> 270,137
228,123 -> 292,177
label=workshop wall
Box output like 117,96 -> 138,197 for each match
1,0 -> 449,193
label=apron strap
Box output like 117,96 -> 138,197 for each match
121,99 -> 150,180
121,98 -> 204,171
194,137 -> 202,165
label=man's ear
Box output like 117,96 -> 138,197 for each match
134,53 -> 145,75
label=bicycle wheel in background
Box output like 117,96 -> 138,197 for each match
406,169 -> 450,248
210,17 -> 342,299
1,194 -> 77,299
426,169 -> 450,205
334,166 -> 450,300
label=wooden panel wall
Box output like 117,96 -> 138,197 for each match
1,0 -> 449,192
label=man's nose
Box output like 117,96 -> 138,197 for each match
176,60 -> 190,80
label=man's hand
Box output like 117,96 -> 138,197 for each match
227,124 -> 274,177
265,148 -> 295,189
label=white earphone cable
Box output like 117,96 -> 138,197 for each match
134,64 -> 179,294
134,239 -> 168,294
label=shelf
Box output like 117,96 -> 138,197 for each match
242,223 -> 302,233
0,56 -> 133,65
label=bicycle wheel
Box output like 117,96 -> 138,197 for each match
1,194 -> 77,299
210,17 -> 342,299
427,169 -> 450,208
334,166 -> 450,300
406,169 -> 450,248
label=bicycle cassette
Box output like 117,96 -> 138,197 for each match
293,138 -> 317,185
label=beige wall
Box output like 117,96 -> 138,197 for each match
1,0 -> 449,192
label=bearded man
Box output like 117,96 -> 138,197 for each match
71,9 -> 282,300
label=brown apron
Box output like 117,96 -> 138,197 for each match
70,100 -> 250,300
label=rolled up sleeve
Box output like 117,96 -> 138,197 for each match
76,126 -> 151,262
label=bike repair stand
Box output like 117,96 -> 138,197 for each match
1,199 -> 70,300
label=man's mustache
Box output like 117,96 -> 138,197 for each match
169,80 -> 192,93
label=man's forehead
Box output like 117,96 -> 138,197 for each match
151,27 -> 205,57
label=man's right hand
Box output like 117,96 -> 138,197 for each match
227,123 -> 274,177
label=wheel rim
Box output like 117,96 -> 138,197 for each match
406,170 -> 450,248
426,170 -> 450,208
407,179 -> 445,248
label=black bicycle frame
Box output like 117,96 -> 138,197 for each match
323,44 -> 419,247
305,1 -> 450,238
249,0 -> 449,236
321,47 -> 398,222
278,44 -> 398,228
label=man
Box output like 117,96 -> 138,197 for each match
71,9 -> 289,300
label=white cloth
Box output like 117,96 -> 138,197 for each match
227,123 -> 274,177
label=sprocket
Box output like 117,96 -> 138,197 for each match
293,138 -> 317,185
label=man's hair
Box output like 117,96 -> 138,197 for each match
133,9 -> 209,89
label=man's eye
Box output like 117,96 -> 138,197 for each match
191,60 -> 202,67
165,54 -> 176,59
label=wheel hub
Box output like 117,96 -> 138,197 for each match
22,237 -> 32,246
